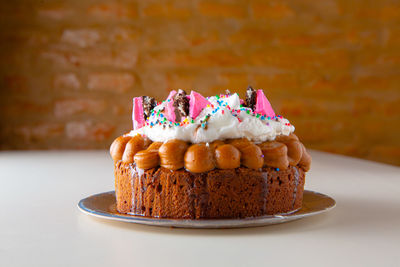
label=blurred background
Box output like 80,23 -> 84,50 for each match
0,0 -> 399,165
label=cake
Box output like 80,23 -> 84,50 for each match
110,87 -> 311,219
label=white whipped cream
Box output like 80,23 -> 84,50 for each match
127,93 -> 295,144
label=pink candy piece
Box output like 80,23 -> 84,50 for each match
189,91 -> 210,119
254,90 -> 276,117
165,90 -> 177,122
240,98 -> 245,105
132,97 -> 145,130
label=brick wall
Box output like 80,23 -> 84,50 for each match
0,0 -> 399,166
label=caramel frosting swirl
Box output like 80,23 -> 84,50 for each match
122,135 -> 151,163
258,141 -> 289,170
110,136 -> 132,162
215,144 -> 241,169
159,139 -> 189,170
134,150 -> 159,169
184,144 -> 215,173
110,134 -> 311,172
229,138 -> 264,170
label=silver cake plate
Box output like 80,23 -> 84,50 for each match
78,190 -> 335,229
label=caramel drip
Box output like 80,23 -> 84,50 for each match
258,141 -> 289,170
110,135 -> 132,162
159,139 -> 189,170
110,133 -> 311,172
184,144 -> 215,173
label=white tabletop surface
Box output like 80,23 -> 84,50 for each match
1,150 -> 399,267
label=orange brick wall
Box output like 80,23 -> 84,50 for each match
0,0 -> 399,166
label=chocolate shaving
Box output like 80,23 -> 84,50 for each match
173,89 -> 189,122
142,96 -> 157,120
244,86 -> 256,110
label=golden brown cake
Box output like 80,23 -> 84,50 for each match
110,87 -> 311,219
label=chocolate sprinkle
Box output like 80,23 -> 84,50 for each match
244,86 -> 257,111
173,89 -> 189,122
142,96 -> 157,120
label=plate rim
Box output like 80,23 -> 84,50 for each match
78,190 -> 336,228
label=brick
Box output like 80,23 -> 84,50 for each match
53,73 -> 81,90
87,3 -> 137,19
185,30 -> 220,46
198,2 -> 247,18
166,73 -> 197,91
66,120 -> 115,141
380,4 -> 400,22
54,98 -> 107,118
88,73 -> 135,93
352,96 -> 380,117
42,46 -> 138,69
247,49 -> 350,69
251,73 -> 298,89
139,71 -> 168,97
109,27 -> 141,43
251,2 -> 294,19
299,71 -> 354,95
61,29 -> 100,48
143,2 -> 192,19
14,123 -> 64,142
37,4 -> 74,20
383,99 -> 400,117
355,74 -> 400,92
2,75 -> 28,92
214,73 -> 250,91
0,101 -> 50,118
293,119 -> 334,143
143,50 -> 244,67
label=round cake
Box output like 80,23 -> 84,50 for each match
110,87 -> 311,219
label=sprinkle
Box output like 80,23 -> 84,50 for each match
191,119 -> 194,123
237,117 -> 242,123
222,110 -> 225,115
216,95 -> 220,99
246,110 -> 250,114
276,168 -> 280,171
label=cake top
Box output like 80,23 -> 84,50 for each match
127,87 -> 295,144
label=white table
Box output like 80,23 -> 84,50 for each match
1,150 -> 399,267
